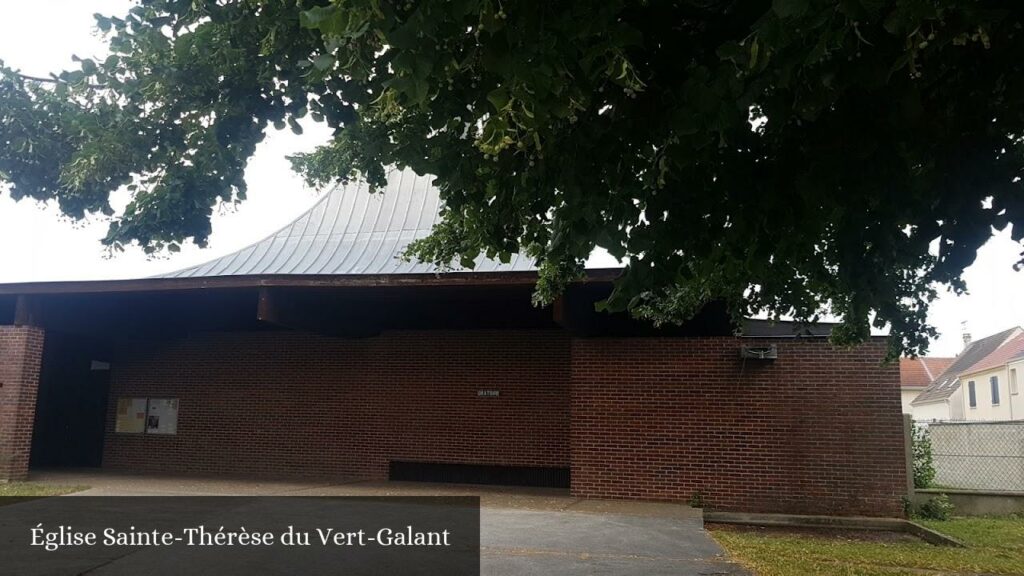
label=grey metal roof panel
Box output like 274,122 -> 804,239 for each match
160,168 -> 537,278
740,318 -> 837,338
911,326 -> 1023,405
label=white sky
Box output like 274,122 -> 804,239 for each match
1,0 -> 1022,357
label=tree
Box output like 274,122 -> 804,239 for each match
1,0 -> 1022,360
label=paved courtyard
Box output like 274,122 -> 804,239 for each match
12,469 -> 748,575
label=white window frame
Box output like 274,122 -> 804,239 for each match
990,376 -> 1000,406
1011,368 -> 1019,396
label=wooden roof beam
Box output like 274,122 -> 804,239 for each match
257,287 -> 380,338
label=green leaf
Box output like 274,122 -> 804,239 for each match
487,87 -> 510,111
61,70 -> 86,84
772,0 -> 808,18
299,6 -> 336,29
94,14 -> 111,32
312,53 -> 335,71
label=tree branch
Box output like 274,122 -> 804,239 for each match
16,72 -> 105,89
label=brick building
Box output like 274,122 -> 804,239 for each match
0,171 -> 907,516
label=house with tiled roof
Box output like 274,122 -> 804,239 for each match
911,327 -> 1023,421
899,356 -> 955,413
1009,352 -> 1024,420
954,332 -> 1024,421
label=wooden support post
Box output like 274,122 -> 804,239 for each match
13,295 -> 41,327
256,287 -> 278,325
552,295 -> 567,329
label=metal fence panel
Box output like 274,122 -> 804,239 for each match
928,421 -> 1024,492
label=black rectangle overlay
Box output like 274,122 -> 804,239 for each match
0,496 -> 480,576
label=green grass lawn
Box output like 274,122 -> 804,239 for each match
0,483 -> 88,498
709,516 -> 1024,576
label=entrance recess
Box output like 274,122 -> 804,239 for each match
30,333 -> 110,468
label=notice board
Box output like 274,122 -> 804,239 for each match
114,398 -> 147,434
145,398 -> 179,435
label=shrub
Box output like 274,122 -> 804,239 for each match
688,491 -> 706,508
913,425 -> 936,489
917,494 -> 954,521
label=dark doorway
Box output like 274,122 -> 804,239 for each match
30,333 -> 111,468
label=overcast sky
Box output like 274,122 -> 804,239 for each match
2,1 -> 1022,357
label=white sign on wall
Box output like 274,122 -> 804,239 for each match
145,398 -> 179,435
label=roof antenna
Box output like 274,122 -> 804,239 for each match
961,321 -> 972,350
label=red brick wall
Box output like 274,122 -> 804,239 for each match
103,330 -> 571,478
0,326 -> 45,481
570,337 -> 907,516
102,329 -> 905,516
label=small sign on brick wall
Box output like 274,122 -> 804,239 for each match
114,398 -> 147,434
146,398 -> 179,435
477,390 -> 499,398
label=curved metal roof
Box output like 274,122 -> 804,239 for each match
160,168 -> 536,278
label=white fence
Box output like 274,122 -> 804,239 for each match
928,421 -> 1024,493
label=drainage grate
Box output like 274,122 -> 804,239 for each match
388,461 -> 570,488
